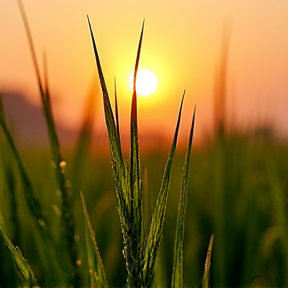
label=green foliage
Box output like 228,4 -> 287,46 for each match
17,1 -> 79,285
171,107 -> 196,288
2,3 -> 288,288
80,192 -> 108,288
88,17 -> 197,287
0,95 -> 66,285
202,235 -> 214,288
0,224 -> 38,288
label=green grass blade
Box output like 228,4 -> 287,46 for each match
0,224 -> 38,288
17,2 -> 79,284
80,192 -> 108,288
143,91 -> 186,287
130,19 -> 144,229
124,21 -> 145,288
114,78 -> 121,148
202,235 -> 214,288
171,107 -> 196,288
87,16 -> 129,223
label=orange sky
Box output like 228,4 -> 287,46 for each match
0,1 -> 288,143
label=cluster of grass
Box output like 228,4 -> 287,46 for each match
1,3 -> 288,288
0,3 -> 214,288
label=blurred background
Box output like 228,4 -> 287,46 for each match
0,0 -> 288,287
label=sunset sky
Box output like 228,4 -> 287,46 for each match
0,0 -> 287,143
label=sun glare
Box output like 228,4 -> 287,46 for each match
128,69 -> 158,96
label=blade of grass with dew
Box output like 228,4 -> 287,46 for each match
171,107 -> 196,288
202,235 -> 214,288
88,16 -> 141,286
0,95 -> 66,284
142,92 -> 186,287
143,168 -> 151,234
124,20 -> 145,288
17,2 -> 79,285
0,223 -> 38,288
80,192 -> 108,288
114,78 -> 122,149
87,16 -> 129,227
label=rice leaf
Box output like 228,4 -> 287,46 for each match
80,192 -> 108,288
0,223 -> 38,288
123,20 -> 145,288
171,107 -> 196,288
87,16 -> 129,228
202,235 -> 214,288
17,2 -> 79,284
114,78 -> 121,148
142,91 -> 186,287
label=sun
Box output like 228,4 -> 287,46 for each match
128,69 -> 158,96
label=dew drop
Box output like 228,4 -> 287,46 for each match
38,219 -> 46,228
76,259 -> 82,266
60,160 -> 67,171
52,205 -> 61,216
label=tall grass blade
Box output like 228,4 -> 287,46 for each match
114,78 -> 121,148
123,20 -> 145,287
80,192 -> 108,288
87,16 -> 128,225
171,107 -> 196,288
202,235 -> 214,288
0,224 -> 38,288
143,92 -> 186,287
17,2 -> 79,285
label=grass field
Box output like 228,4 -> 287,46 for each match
1,127 -> 288,287
1,3 -> 288,287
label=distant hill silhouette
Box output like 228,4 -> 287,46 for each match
2,91 -> 77,146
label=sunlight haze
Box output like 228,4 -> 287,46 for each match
0,0 -> 287,143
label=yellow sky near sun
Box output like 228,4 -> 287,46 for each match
0,0 -> 288,142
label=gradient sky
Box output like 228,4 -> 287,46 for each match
0,0 -> 287,143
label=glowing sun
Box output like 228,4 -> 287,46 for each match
128,69 -> 158,96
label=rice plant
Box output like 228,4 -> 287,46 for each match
0,2 -> 214,287
87,16 -> 205,288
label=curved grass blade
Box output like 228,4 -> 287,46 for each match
0,223 -> 38,288
142,91 -> 186,287
202,235 -> 214,288
171,106 -> 196,288
17,2 -> 79,285
80,192 -> 108,288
